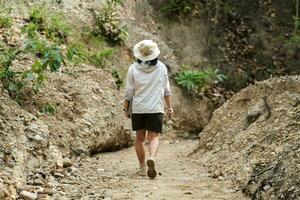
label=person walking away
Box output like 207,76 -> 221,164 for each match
123,40 -> 173,179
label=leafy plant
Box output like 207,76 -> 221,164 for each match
25,37 -> 49,57
111,68 -> 123,89
22,22 -> 39,38
90,49 -> 114,67
161,0 -> 193,15
0,44 -> 27,101
111,0 -> 124,5
0,44 -> 17,68
0,36 -> 76,103
29,6 -> 45,25
92,0 -> 128,45
0,15 -> 13,28
41,102 -> 57,115
27,6 -> 71,43
286,17 -> 300,48
68,35 -> 114,68
45,14 -> 71,42
175,68 -> 227,92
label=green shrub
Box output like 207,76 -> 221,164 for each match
111,68 -> 123,89
45,14 -> 71,42
90,49 -> 114,67
25,37 -> 74,74
111,0 -> 124,5
0,44 -> 17,68
27,6 -> 71,43
92,0 -> 128,45
0,36 -> 76,103
161,0 -> 193,15
41,102 -> 57,115
286,16 -> 300,48
68,35 -> 114,68
29,6 -> 45,25
0,15 -> 13,28
175,68 -> 227,92
289,33 -> 300,46
22,22 -> 39,38
0,44 -> 25,101
25,37 -> 49,57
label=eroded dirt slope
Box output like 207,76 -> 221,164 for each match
194,76 -> 300,200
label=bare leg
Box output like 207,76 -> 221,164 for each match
146,132 -> 159,179
147,132 -> 159,158
135,129 -> 146,165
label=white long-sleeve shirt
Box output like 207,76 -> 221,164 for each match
125,61 -> 171,114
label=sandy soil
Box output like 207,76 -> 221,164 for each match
52,139 -> 248,200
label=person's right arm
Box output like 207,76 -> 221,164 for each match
123,66 -> 134,118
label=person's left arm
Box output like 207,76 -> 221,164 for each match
163,69 -> 174,119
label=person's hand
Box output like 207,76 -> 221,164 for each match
167,107 -> 174,120
123,108 -> 130,118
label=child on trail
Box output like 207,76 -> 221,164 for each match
123,40 -> 173,179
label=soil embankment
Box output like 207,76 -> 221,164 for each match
194,76 -> 300,199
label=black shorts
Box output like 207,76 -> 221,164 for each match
131,113 -> 164,133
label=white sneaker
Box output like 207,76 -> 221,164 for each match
137,164 -> 147,176
147,157 -> 157,179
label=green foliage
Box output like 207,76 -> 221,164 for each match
0,45 -> 18,89
22,22 -> 39,38
25,37 -> 72,73
68,33 -> 114,68
41,102 -> 57,115
25,38 -> 68,73
0,15 -> 13,28
25,37 -> 49,57
0,44 -> 27,101
1,4 -> 117,105
175,68 -> 227,92
0,35 -> 75,103
27,6 -> 71,43
294,16 -> 300,31
0,44 -> 17,68
161,0 -> 193,15
29,6 -> 45,24
92,0 -> 128,45
111,0 -> 124,5
111,68 -> 123,89
286,16 -> 300,48
45,14 -> 71,42
289,33 -> 300,45
90,49 -> 114,67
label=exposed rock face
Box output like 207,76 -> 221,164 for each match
195,76 -> 300,199
0,66 -> 133,198
31,65 -> 133,155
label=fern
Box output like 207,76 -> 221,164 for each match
175,68 -> 227,92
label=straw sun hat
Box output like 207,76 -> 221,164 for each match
133,40 -> 160,62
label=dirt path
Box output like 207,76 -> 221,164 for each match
51,140 -> 248,200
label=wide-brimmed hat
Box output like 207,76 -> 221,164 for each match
133,40 -> 160,61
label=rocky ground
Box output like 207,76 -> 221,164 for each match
1,139 -> 248,200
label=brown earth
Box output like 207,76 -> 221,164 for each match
38,139 -> 248,200
194,76 -> 300,200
